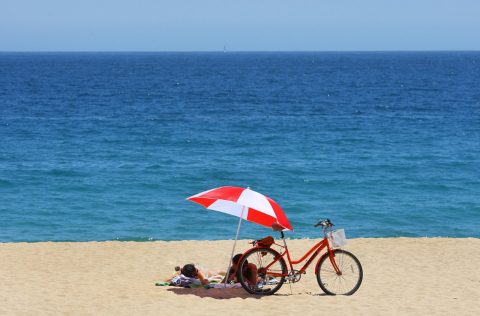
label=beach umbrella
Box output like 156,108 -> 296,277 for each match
187,186 -> 293,285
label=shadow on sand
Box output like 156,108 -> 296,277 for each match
166,287 -> 327,299
166,287 -> 263,299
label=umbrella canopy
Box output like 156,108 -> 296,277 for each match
187,186 -> 293,231
187,186 -> 292,286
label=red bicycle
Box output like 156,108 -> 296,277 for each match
237,219 -> 363,295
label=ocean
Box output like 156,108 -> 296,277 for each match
0,52 -> 479,242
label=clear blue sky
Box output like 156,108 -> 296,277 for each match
1,0 -> 479,51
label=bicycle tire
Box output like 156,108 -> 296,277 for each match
316,249 -> 363,295
238,247 -> 287,295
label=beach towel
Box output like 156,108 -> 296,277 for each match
206,283 -> 243,289
156,274 -> 242,290
156,274 -> 224,287
170,274 -> 202,287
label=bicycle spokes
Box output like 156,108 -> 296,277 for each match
238,247 -> 287,295
316,250 -> 363,295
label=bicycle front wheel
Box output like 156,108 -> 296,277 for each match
238,247 -> 287,295
316,249 -> 363,295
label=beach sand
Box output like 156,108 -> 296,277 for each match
1,238 -> 479,315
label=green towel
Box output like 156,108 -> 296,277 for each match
155,281 -> 171,286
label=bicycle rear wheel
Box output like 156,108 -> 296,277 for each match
316,249 -> 363,295
238,247 -> 287,295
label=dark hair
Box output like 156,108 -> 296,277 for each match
232,254 -> 248,265
232,254 -> 242,264
181,264 -> 197,278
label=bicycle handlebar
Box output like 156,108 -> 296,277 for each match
314,219 -> 334,228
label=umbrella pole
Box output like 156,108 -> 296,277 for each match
224,206 -> 245,287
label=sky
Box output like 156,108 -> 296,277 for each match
1,0 -> 480,51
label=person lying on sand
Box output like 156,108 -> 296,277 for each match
165,264 -> 224,286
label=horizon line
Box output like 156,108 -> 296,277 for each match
1,49 -> 480,54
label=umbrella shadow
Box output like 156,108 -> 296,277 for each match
165,287 -> 327,299
166,287 -> 263,300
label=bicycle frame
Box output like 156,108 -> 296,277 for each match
237,220 -> 362,296
261,236 -> 341,277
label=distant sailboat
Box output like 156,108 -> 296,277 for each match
223,45 -> 227,53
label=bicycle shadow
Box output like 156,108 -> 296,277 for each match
304,292 -> 329,296
166,287 -> 263,300
166,287 -> 328,299
269,291 -> 329,297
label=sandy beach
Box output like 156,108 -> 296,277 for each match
1,238 -> 479,315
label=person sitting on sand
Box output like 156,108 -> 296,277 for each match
223,254 -> 258,286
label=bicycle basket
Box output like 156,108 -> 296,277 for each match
329,229 -> 347,248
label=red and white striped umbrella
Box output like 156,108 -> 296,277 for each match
187,186 -> 293,231
187,186 -> 292,286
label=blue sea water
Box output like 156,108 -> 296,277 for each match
0,52 -> 479,242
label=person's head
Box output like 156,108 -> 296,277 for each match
232,254 -> 242,265
181,264 -> 197,278
232,254 -> 248,267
